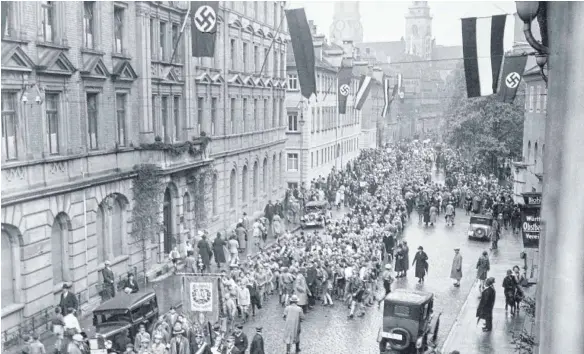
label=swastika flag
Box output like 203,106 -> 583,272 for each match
498,54 -> 528,103
337,61 -> 353,115
191,1 -> 219,57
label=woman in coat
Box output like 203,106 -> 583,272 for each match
423,204 -> 431,226
502,270 -> 518,315
429,204 -> 438,226
476,251 -> 491,292
283,295 -> 304,354
402,241 -> 410,274
272,214 -> 283,238
292,268 -> 309,313
394,244 -> 405,278
212,233 -> 227,269
412,246 -> 429,283
235,223 -> 247,253
450,248 -> 463,287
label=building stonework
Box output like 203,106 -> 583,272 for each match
1,0 -> 288,335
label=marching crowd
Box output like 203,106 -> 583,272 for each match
41,140 -> 529,354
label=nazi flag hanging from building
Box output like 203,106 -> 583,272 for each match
191,1 -> 219,57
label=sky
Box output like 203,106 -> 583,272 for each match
288,1 -> 517,47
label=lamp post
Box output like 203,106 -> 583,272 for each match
516,1 -> 549,84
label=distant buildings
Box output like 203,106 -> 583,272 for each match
284,23 -> 363,188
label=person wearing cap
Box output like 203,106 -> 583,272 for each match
137,337 -> 151,354
283,295 -> 304,354
102,260 -> 116,299
124,343 -> 136,354
412,246 -> 429,284
450,248 -> 463,287
231,323 -> 248,353
476,277 -> 496,332
189,330 -> 211,354
249,327 -> 264,354
223,335 -> 241,354
134,323 -> 151,350
169,324 -> 189,354
59,283 -> 78,316
150,333 -> 166,354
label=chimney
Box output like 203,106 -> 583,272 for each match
342,39 -> 354,59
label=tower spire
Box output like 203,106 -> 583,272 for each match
329,1 -> 364,45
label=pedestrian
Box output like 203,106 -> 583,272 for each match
102,261 -> 115,299
150,333 -> 167,354
197,232 -> 213,272
394,243 -> 405,278
412,246 -> 429,283
169,324 -> 189,354
59,283 -> 78,315
213,232 -> 227,269
67,334 -> 84,354
503,269 -> 518,315
232,323 -> 248,353
249,327 -> 265,354
429,204 -> 438,226
63,307 -> 81,336
133,324 -> 150,350
169,247 -> 181,273
29,334 -> 46,354
235,222 -> 247,254
184,252 -> 197,273
292,267 -> 309,313
402,241 -> 410,276
378,264 -> 394,307
476,277 -> 496,332
223,335 -> 241,354
283,295 -> 304,354
189,331 -> 211,354
476,251 -> 490,292
51,307 -> 65,340
450,248 -> 463,287
228,235 -> 240,268
122,273 -> 139,294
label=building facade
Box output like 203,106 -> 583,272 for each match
285,26 -> 361,188
1,0 -> 287,338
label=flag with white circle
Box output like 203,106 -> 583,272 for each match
337,64 -> 353,114
498,54 -> 528,104
191,1 -> 219,57
339,84 -> 350,96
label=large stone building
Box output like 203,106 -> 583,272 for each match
1,0 -> 287,337
285,24 -> 362,188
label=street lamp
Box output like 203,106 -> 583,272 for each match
516,1 -> 549,84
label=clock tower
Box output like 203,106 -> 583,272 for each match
330,2 -> 364,45
405,1 -> 433,59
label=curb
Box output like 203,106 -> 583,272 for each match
441,279 -> 477,351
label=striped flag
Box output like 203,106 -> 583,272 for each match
461,15 -> 508,98
354,75 -> 373,110
381,76 -> 391,117
396,73 -> 404,103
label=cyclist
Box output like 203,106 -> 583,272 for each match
445,201 -> 455,226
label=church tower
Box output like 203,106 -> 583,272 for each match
404,1 -> 433,59
329,2 -> 364,45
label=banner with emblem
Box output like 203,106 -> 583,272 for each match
498,54 -> 528,103
181,275 -> 221,326
191,1 -> 219,57
337,63 -> 353,115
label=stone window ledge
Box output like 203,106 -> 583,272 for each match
1,303 -> 25,318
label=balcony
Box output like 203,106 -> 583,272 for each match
1,139 -> 211,205
212,127 -> 286,156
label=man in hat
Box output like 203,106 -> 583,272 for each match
249,327 -> 264,354
102,261 -> 116,299
189,331 -> 211,354
124,343 -> 136,354
59,283 -> 78,315
232,323 -> 248,353
476,277 -> 496,332
169,324 -> 189,354
283,295 -> 304,354
450,248 -> 463,287
134,323 -> 151,350
224,335 -> 241,354
150,333 -> 166,354
137,337 -> 151,354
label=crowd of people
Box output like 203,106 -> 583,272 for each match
38,139 -> 530,354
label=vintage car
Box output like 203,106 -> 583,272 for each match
92,291 -> 159,352
467,215 -> 494,241
377,289 -> 441,354
300,200 -> 330,228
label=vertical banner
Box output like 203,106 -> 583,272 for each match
520,193 -> 542,249
498,54 -> 528,103
181,275 -> 221,327
337,65 -> 353,114
285,8 -> 317,99
191,1 -> 219,57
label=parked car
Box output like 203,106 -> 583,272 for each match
92,291 -> 158,352
300,200 -> 330,229
467,215 -> 494,241
377,289 -> 441,353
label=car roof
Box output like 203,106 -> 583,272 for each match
384,289 -> 433,305
470,215 -> 493,220
306,201 -> 327,207
94,291 -> 156,312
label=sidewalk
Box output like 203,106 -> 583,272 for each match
441,233 -> 536,354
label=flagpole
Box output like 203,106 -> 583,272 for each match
169,3 -> 191,65
258,6 -> 287,77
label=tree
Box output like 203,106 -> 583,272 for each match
442,64 -> 525,174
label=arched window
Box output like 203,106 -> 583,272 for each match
242,165 -> 248,203
272,156 -> 276,189
253,161 -> 259,198
212,174 -> 218,215
183,192 -> 191,234
534,142 -> 539,169
183,192 -> 191,214
230,169 -> 236,208
96,194 -> 127,265
279,152 -> 284,185
51,214 -> 70,285
1,230 -> 16,306
527,141 -> 531,162
262,158 -> 268,193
